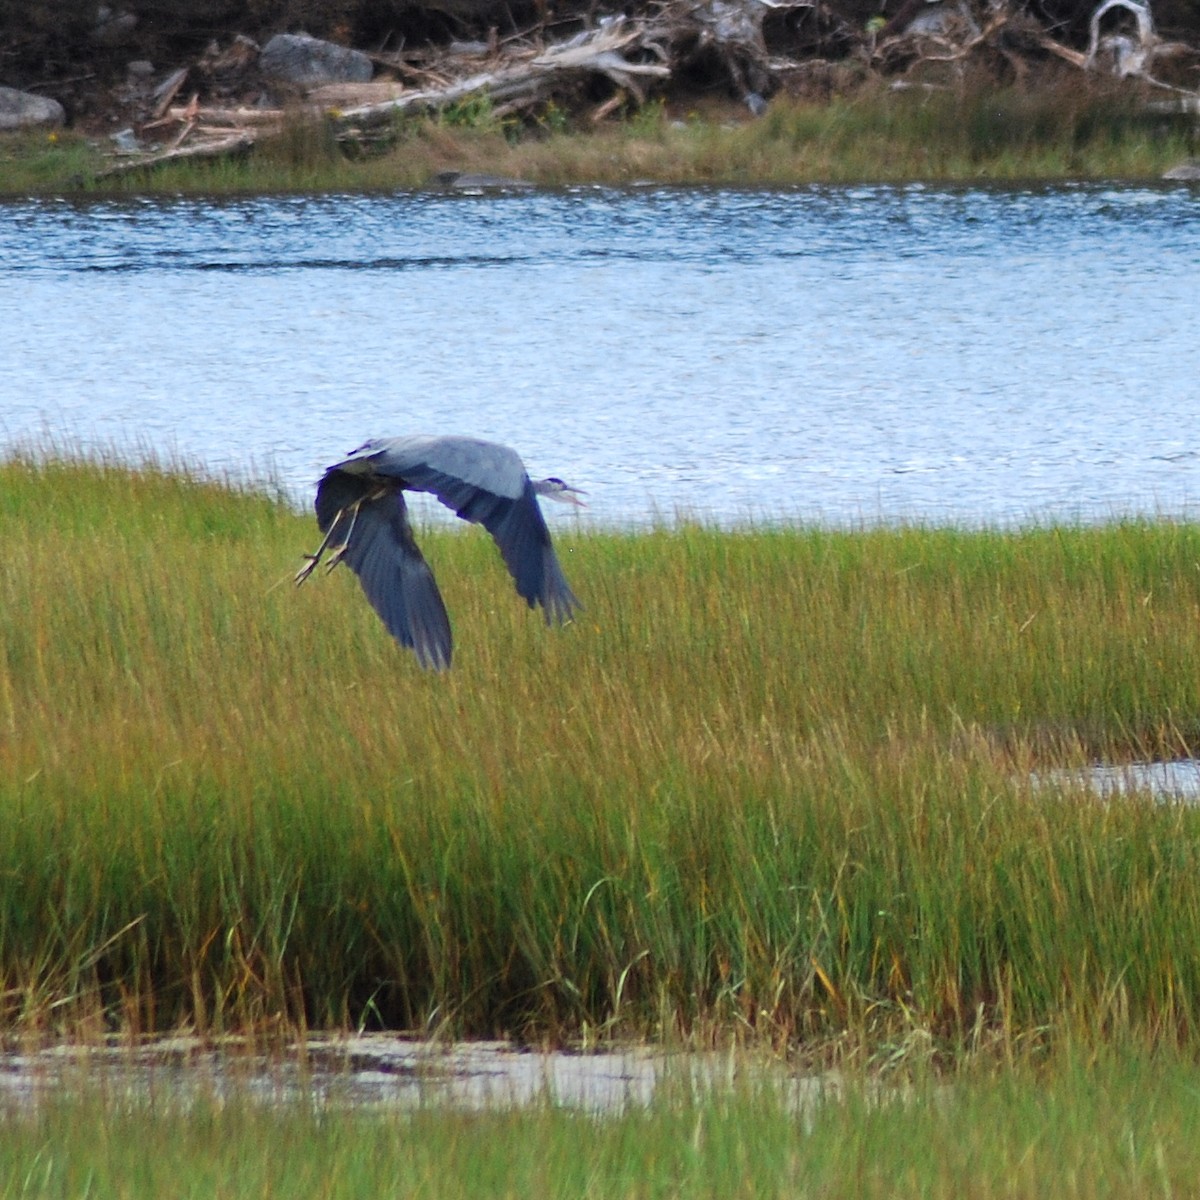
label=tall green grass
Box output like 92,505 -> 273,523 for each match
3,453 -> 1200,1049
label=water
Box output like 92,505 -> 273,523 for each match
2,183 -> 1199,526
0,1035 -> 837,1115
1038,759 -> 1200,803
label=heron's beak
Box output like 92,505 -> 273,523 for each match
563,487 -> 587,507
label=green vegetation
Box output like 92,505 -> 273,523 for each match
4,1050 -> 1200,1197
1,77 -> 1194,196
3,452 -> 1200,1056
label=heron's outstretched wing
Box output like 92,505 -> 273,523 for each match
392,464 -> 580,625
315,471 -> 452,670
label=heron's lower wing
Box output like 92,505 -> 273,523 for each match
483,485 -> 581,625
318,480 -> 452,670
400,468 -> 580,625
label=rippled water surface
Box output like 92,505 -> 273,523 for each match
3,184 -> 1198,525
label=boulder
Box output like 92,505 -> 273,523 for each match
0,87 -> 66,132
259,33 -> 373,87
432,171 -> 534,190
92,6 -> 138,47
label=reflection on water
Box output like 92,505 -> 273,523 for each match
1037,759 -> 1200,803
0,1035 -> 836,1115
2,184 -> 1199,526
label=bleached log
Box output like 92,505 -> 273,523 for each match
150,67 -> 189,120
164,118 -> 196,151
94,131 -> 255,178
337,23 -> 671,126
1035,34 -> 1089,70
1085,0 -> 1155,70
164,104 -> 286,126
1080,0 -> 1200,92
305,82 -> 411,108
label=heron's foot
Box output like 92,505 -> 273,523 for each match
294,554 -> 322,586
324,542 -> 351,573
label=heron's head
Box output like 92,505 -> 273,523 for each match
535,477 -> 587,507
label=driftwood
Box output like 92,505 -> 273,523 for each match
1035,0 -> 1196,89
150,67 -> 190,119
1083,0 -> 1197,91
94,130 -> 255,178
338,19 -> 671,126
880,0 -> 1200,96
875,5 -> 1009,72
100,19 -> 676,173
98,0 -> 1200,178
160,104 -> 291,127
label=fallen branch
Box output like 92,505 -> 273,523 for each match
162,104 -> 287,126
1081,0 -> 1200,92
93,131 -> 255,179
150,67 -> 189,120
80,0 -> 1199,172
1085,0 -> 1154,70
337,21 -> 671,126
872,2 -> 1008,74
871,0 -> 1200,99
1035,34 -> 1088,70
164,118 -> 196,151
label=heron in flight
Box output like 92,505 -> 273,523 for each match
296,435 -> 585,669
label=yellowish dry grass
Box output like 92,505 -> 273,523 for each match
3,453 -> 1200,1050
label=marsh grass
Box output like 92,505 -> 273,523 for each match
4,454 -> 1200,1051
4,1049 -> 1200,1197
3,75 -> 1193,196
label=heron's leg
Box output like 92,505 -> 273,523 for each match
322,486 -> 391,571
295,507 -> 349,586
323,499 -> 367,572
296,487 -> 388,584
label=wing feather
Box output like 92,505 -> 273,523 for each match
389,465 -> 580,624
314,470 -> 452,669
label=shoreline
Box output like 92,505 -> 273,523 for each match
4,82 -> 1198,198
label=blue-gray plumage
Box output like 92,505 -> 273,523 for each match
295,435 -> 585,670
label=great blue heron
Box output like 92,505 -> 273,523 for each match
295,435 -> 585,669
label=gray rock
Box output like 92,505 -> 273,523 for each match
0,86 -> 65,132
432,171 -> 534,191
109,127 -> 142,153
1163,160 -> 1200,181
906,5 -> 954,36
259,33 -> 373,86
93,6 -> 138,46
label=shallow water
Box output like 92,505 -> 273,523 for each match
1037,758 -> 1200,803
3,183 -> 1199,526
0,1035 -> 835,1115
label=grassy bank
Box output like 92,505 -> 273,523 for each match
4,1049 -> 1200,1198
2,78 -> 1195,196
2,453 -> 1200,1052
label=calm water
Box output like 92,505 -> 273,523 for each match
0,1035 -> 834,1114
2,184 -> 1198,526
